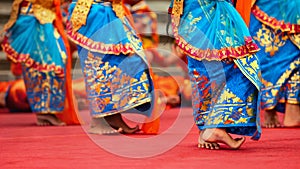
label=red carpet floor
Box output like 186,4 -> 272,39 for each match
1,108 -> 300,169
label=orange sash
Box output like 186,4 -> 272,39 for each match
54,0 -> 81,125
235,0 -> 253,27
141,71 -> 160,134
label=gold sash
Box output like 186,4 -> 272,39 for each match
70,0 -> 125,32
32,0 -> 56,24
171,0 -> 184,26
70,0 -> 93,32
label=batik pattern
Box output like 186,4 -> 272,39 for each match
250,0 -> 300,111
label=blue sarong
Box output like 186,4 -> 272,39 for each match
249,0 -> 300,112
170,0 -> 262,140
67,1 -> 153,118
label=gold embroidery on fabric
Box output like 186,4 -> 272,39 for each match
32,4 -> 56,24
172,0 -> 184,16
219,89 -> 244,103
206,90 -> 256,126
234,54 -> 261,91
24,69 -> 65,113
29,0 -> 56,24
190,15 -> 202,25
287,71 -> 300,104
84,52 -> 151,115
278,58 -> 300,85
254,25 -> 288,56
70,0 -> 93,32
238,55 -> 259,77
261,78 -> 273,88
261,58 -> 300,109
172,0 -> 184,26
191,69 -> 257,126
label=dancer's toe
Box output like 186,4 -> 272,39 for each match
198,135 -> 220,150
263,110 -> 281,128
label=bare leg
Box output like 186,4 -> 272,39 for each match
36,114 -> 66,126
264,109 -> 281,128
104,113 -> 140,134
283,103 -> 300,127
0,92 -> 5,107
200,128 -> 246,150
88,117 -> 122,135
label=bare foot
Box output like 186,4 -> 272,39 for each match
198,136 -> 244,150
36,114 -> 66,126
201,128 -> 246,150
166,95 -> 180,106
283,103 -> 300,127
104,113 -> 140,134
198,134 -> 220,150
88,118 -> 123,135
264,109 -> 281,128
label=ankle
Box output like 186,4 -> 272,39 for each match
201,128 -> 224,142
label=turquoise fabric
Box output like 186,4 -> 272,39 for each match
170,0 -> 262,140
172,0 -> 252,50
4,14 -> 66,75
68,1 -> 154,117
22,66 -> 66,113
255,0 -> 300,25
68,1 -> 143,53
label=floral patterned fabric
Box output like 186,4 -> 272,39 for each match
249,0 -> 300,112
170,0 -> 262,140
68,1 -> 154,117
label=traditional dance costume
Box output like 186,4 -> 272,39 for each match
67,0 -> 153,118
1,0 -> 80,124
170,0 -> 262,139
